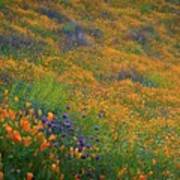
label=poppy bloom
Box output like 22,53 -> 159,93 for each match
5,124 -> 13,134
20,118 -> 31,132
26,172 -> 33,180
22,137 -> 32,147
8,109 -> 16,120
75,175 -> 81,180
39,140 -> 50,152
139,175 -> 147,180
1,109 -> 8,119
0,171 -> 4,180
99,175 -> 105,180
47,112 -> 54,121
12,130 -> 22,143
51,163 -> 59,173
48,134 -> 57,141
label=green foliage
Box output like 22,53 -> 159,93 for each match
0,33 -> 47,63
0,0 -> 179,179
166,0 -> 180,4
0,0 -> 4,8
144,73 -> 170,88
0,0 -> 13,8
58,0 -> 70,5
140,3 -> 155,14
125,42 -> 144,55
63,22 -> 76,33
8,76 -> 69,112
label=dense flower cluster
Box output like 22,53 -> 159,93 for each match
0,91 -> 102,179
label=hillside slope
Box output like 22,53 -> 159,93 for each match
0,0 -> 179,179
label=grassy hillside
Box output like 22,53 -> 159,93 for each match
0,0 -> 179,179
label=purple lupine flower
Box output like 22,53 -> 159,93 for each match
41,116 -> 48,124
86,144 -> 91,149
78,136 -> 86,146
62,113 -> 68,119
47,121 -> 53,128
95,155 -> 100,161
63,119 -> 72,128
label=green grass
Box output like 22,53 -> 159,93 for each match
0,0 -> 4,9
8,76 -> 69,112
144,73 -> 171,88
140,3 -> 155,14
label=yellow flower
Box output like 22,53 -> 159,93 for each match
25,102 -> 32,108
51,163 -> 59,173
152,159 -> 157,165
48,134 -> 57,141
60,174 -> 64,180
60,145 -> 65,151
148,171 -> 153,176
36,132 -> 45,143
47,112 -> 54,121
14,96 -> 19,102
118,167 -> 127,177
3,89 -> 8,96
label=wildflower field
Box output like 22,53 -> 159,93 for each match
0,0 -> 179,179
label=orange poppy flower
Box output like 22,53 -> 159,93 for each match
75,175 -> 81,180
20,118 -> 30,132
12,130 -> 22,143
0,171 -> 4,180
99,175 -> 105,180
48,134 -> 57,141
8,109 -> 16,120
22,137 -> 32,147
139,175 -> 147,180
47,112 -> 54,121
5,124 -> 13,134
39,140 -> 50,152
26,172 -> 33,180
1,109 -> 8,119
